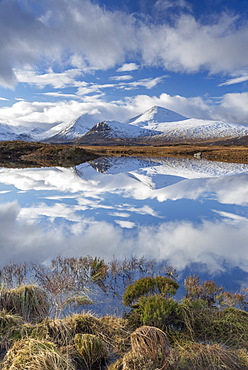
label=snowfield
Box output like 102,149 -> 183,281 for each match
127,106 -> 248,140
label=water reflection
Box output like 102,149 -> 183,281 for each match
1,156 -> 248,290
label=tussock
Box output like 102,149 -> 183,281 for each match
0,285 -> 49,322
130,325 -> 170,370
1,338 -> 75,370
74,333 -> 108,369
170,342 -> 248,369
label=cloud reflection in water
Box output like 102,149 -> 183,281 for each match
0,156 -> 248,282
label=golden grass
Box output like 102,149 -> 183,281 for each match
0,285 -> 49,322
74,333 -> 108,369
170,342 -> 248,370
130,325 -> 170,370
1,338 -> 75,370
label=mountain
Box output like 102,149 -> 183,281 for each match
75,120 -> 161,144
0,123 -> 32,141
1,105 -> 248,145
127,105 -> 248,142
128,105 -> 188,128
36,113 -> 99,143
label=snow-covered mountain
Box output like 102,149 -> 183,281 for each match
0,122 -> 33,141
128,105 -> 188,127
1,105 -> 248,144
36,113 -> 99,142
76,119 -> 161,144
127,105 -> 248,141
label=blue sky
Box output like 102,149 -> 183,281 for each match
0,0 -> 248,129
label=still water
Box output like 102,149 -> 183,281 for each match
1,156 -> 248,291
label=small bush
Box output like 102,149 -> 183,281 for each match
123,276 -> 179,307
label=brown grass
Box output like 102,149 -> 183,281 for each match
0,285 -> 49,322
1,338 -> 75,370
74,333 -> 108,369
170,342 -> 248,369
84,144 -> 248,164
130,325 -> 170,370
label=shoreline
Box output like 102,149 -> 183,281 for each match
1,140 -> 248,167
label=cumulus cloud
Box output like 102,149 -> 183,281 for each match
1,0 -> 248,88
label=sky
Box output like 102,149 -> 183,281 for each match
0,0 -> 248,130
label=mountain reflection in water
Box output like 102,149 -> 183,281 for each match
0,156 -> 248,291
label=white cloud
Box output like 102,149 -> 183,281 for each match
0,97 -> 8,101
117,63 -> 140,72
39,92 -> 80,99
154,0 -> 192,12
114,220 -> 136,228
110,75 -> 133,81
118,76 -> 167,91
219,73 -> 248,86
1,1 -> 248,88
15,67 -> 83,89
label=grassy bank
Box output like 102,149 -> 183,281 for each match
0,256 -> 247,369
1,140 -> 248,167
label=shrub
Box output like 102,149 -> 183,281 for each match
123,276 -> 179,307
139,295 -> 183,332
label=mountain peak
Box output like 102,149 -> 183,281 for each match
128,105 -> 188,127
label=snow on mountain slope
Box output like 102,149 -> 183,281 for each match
36,113 -> 99,142
128,105 -> 188,127
154,118 -> 248,140
85,120 -> 161,139
127,105 -> 248,141
0,123 -> 31,141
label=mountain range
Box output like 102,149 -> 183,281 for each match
1,105 -> 248,145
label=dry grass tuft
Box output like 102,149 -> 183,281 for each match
108,350 -> 164,370
0,285 -> 49,322
99,316 -> 131,356
0,310 -> 24,359
1,338 -> 75,369
130,325 -> 170,370
170,342 -> 248,370
74,333 -> 108,369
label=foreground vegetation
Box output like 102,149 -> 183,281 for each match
0,256 -> 248,369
